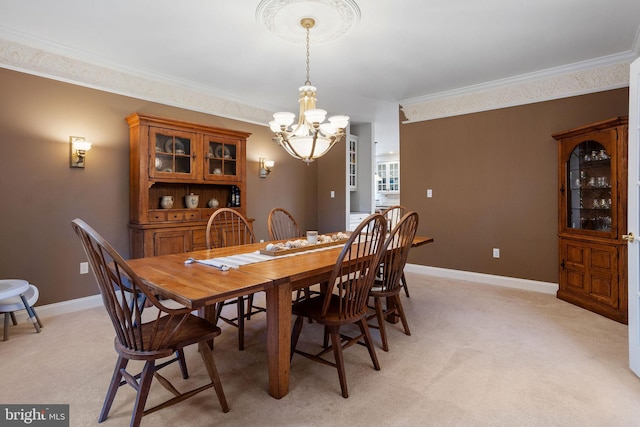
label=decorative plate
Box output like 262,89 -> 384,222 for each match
214,145 -> 231,158
164,138 -> 185,154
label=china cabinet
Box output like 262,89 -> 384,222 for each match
553,117 -> 628,323
348,134 -> 357,191
127,113 -> 250,258
376,161 -> 399,193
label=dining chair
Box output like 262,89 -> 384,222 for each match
267,207 -> 301,241
267,207 -> 318,303
380,205 -> 411,297
290,213 -> 387,398
71,219 -> 228,427
206,208 -> 265,350
367,211 -> 418,352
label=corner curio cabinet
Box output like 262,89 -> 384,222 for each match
553,117 -> 628,324
127,113 -> 250,258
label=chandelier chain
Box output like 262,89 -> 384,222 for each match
305,24 -> 311,85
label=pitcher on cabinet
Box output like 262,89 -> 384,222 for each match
160,196 -> 174,209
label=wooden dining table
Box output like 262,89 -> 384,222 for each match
126,235 -> 433,399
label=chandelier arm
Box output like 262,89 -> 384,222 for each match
309,129 -> 318,160
277,134 -> 306,161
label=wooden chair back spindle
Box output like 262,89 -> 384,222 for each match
207,208 -> 255,249
267,207 -> 302,240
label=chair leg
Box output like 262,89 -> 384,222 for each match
237,297 -> 245,351
358,318 -> 380,371
329,326 -> 348,398
198,341 -> 229,413
401,273 -> 410,298
30,307 -> 43,329
246,294 -> 254,320
394,295 -> 411,336
19,294 -> 40,333
373,296 -> 389,352
176,349 -> 189,379
290,316 -> 304,360
3,313 -> 9,341
99,356 -> 128,422
323,326 -> 330,349
10,312 -> 17,325
214,301 -> 224,325
130,360 -> 155,427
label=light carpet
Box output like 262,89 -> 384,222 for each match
1,273 -> 639,427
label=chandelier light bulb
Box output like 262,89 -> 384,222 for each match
304,109 -> 327,124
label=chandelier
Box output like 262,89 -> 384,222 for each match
269,18 -> 349,164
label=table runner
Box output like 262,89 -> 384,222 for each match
196,243 -> 345,269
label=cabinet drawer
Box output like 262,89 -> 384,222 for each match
167,211 -> 185,221
149,211 -> 166,222
184,210 -> 200,220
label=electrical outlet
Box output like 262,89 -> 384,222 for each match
427,189 -> 433,198
80,262 -> 89,274
330,190 -> 335,198
492,248 -> 500,258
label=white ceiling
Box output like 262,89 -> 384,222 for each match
1,0 -> 639,154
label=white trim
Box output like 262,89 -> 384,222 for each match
0,30 -> 636,127
0,36 -> 274,126
11,294 -> 102,323
404,263 -> 559,295
401,59 -> 633,123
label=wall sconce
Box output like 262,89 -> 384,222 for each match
69,136 -> 92,168
259,158 -> 275,178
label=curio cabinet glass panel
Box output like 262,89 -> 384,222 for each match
566,140 -> 612,233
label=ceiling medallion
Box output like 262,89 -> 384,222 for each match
256,0 -> 361,44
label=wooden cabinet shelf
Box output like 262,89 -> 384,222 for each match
127,113 -> 250,258
553,117 -> 628,323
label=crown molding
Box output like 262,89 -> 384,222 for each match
400,54 -> 635,123
0,36 -> 274,126
0,32 -> 636,126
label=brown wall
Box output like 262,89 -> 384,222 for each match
0,68 -> 317,305
401,88 -> 629,283
318,137 -> 348,234
0,66 -> 629,306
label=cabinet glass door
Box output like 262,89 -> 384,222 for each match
348,135 -> 357,190
566,140 -> 613,233
377,163 -> 387,192
204,137 -> 241,181
376,162 -> 399,193
150,129 -> 196,180
388,162 -> 400,192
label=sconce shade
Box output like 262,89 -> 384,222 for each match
69,136 -> 92,168
259,158 -> 275,178
264,160 -> 275,169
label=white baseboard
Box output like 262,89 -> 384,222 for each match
14,267 -> 557,322
404,264 -> 559,295
12,293 -> 102,322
